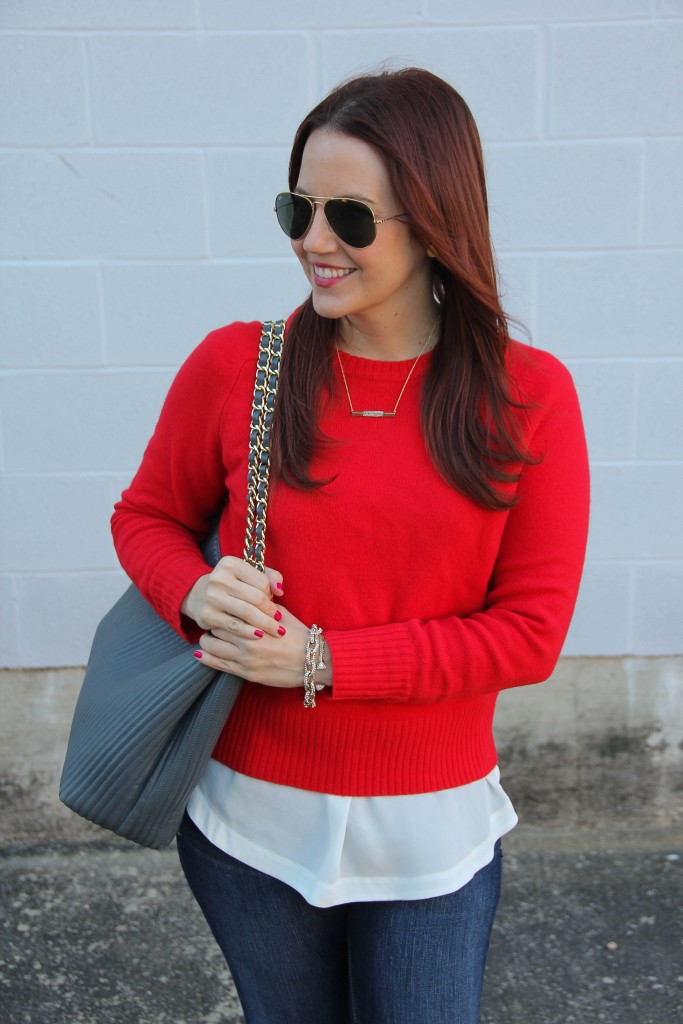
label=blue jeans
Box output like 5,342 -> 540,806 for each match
177,814 -> 501,1024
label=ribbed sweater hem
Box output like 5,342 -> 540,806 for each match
212,687 -> 498,796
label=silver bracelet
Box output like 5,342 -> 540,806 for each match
303,625 -> 326,708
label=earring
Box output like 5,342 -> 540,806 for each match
426,248 -> 436,258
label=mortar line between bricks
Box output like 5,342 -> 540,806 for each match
0,365 -> 174,373
2,245 -> 681,260
528,255 -> 539,341
0,17 -> 677,36
81,35 -> 94,145
563,356 -> 683,364
95,262 -> 108,364
0,27 -> 336,37
636,141 -> 647,246
0,257 -> 298,266
0,470 -> 138,479
8,569 -> 127,578
1,248 -> 681,264
315,20 -> 671,32
632,359 -> 643,461
3,358 -> 683,373
199,150 -> 211,259
0,144 -> 293,152
539,22 -> 550,140
3,134 -> 680,150
626,561 -> 637,653
587,460 -> 683,468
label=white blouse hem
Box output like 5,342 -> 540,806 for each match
186,761 -> 518,909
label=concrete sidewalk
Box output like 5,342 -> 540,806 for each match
1,826 -> 681,1024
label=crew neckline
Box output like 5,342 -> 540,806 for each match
333,347 -> 435,382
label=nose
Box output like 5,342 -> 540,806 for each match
302,201 -> 337,253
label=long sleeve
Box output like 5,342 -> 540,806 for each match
325,354 -> 589,704
111,322 -> 260,637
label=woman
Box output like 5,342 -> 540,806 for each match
111,68 -> 589,1023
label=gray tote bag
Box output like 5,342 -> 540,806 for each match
59,320 -> 285,849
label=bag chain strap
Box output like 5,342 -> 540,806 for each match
243,320 -> 285,571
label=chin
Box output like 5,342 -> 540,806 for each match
309,292 -> 348,321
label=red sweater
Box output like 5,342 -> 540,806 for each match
111,319 -> 589,797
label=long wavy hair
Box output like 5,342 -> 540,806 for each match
273,67 -> 535,511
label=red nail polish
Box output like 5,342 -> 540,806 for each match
276,582 -> 283,591
274,610 -> 283,621
254,629 -> 264,638
194,651 -> 203,659
277,626 -> 286,636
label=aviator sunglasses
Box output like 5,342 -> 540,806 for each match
274,192 -> 404,249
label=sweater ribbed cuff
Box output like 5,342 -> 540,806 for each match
148,552 -> 210,642
325,624 -> 416,702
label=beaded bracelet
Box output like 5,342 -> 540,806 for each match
303,624 -> 326,708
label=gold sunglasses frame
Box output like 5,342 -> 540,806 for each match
274,192 -> 405,246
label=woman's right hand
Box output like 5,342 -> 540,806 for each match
181,556 -> 284,639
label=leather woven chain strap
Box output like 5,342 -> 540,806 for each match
243,320 -> 285,571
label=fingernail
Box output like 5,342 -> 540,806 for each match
277,626 -> 286,636
194,651 -> 203,659
274,610 -> 283,621
254,629 -> 264,638
276,582 -> 283,591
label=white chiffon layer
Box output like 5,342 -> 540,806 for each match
186,760 -> 518,909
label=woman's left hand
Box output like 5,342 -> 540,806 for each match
195,605 -> 309,689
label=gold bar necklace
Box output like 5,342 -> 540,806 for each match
335,316 -> 439,419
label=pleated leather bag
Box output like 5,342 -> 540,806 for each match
59,321 -> 285,849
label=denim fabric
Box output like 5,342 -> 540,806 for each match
177,813 -> 502,1024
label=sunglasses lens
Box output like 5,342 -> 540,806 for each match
275,193 -> 312,240
326,199 -> 376,248
275,193 -> 377,248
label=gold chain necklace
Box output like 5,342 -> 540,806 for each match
335,317 -> 439,418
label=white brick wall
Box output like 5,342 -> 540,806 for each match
1,2 -> 681,666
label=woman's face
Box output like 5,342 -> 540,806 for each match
291,128 -> 432,329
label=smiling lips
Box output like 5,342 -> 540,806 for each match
312,263 -> 355,286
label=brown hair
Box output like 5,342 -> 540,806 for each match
274,67 -> 535,510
